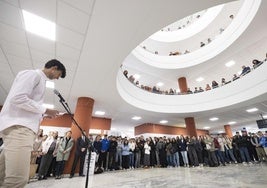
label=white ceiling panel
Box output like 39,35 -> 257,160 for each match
1,40 -> 30,59
30,49 -> 55,67
60,0 -> 95,15
56,43 -> 81,62
0,23 -> 27,45
56,25 -> 84,50
57,1 -> 89,34
6,55 -> 32,73
20,0 -> 56,22
27,33 -> 55,55
2,0 -> 19,7
0,1 -> 23,29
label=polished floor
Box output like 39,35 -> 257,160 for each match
26,163 -> 267,188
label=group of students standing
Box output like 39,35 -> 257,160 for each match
92,129 -> 267,171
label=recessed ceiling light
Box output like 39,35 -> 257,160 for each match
203,126 -> 210,129
46,81 -> 54,89
160,120 -> 168,124
133,74 -> 140,80
42,103 -> 54,109
132,116 -> 141,120
263,115 -> 267,118
225,60 -> 235,67
22,10 -> 56,41
156,82 -> 164,87
196,77 -> 204,82
246,108 -> 258,112
95,111 -> 105,115
209,117 -> 219,121
228,121 -> 236,125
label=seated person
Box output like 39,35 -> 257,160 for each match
128,75 -> 135,83
200,42 -> 205,47
221,78 -> 231,86
205,84 -> 211,91
187,88 -> 193,94
252,59 -> 263,69
169,51 -> 181,56
135,81 -> 139,86
232,74 -> 240,81
212,80 -> 219,89
169,88 -> 175,95
198,87 -> 204,92
123,70 -> 128,78
193,87 -> 199,93
240,65 -> 251,76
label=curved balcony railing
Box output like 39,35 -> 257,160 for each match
117,61 -> 267,113
131,0 -> 261,69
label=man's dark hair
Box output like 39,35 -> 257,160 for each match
45,59 -> 66,78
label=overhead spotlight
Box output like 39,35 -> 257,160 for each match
246,108 -> 258,113
132,116 -> 141,120
209,117 -> 219,121
95,111 -> 105,115
160,120 -> 168,124
225,60 -> 235,67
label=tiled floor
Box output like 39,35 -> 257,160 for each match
26,163 -> 267,188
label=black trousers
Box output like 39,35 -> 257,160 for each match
70,152 -> 86,176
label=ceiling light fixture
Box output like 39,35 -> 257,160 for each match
228,121 -> 236,125
203,126 -> 210,129
95,111 -> 105,115
209,117 -> 219,121
22,10 -> 56,41
225,60 -> 236,67
160,120 -> 168,124
133,74 -> 140,80
196,77 -> 204,82
246,108 -> 258,113
156,82 -> 164,87
132,116 -> 141,120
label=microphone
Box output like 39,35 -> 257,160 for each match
53,89 -> 65,102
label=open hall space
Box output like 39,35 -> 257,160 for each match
26,164 -> 267,188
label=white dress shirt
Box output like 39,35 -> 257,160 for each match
0,69 -> 48,134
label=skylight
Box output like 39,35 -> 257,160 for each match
22,10 -> 56,41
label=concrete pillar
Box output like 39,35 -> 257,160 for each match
185,117 -> 197,137
178,77 -> 188,94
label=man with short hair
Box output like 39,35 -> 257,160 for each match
0,59 -> 66,187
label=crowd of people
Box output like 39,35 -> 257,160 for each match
141,15 -> 234,56
123,55 -> 266,95
28,126 -> 267,182
91,129 -> 267,172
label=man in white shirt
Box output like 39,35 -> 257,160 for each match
0,59 -> 66,187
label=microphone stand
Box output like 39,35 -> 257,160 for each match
56,98 -> 92,188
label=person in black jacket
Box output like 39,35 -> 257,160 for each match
69,131 -> 89,178
236,129 -> 252,164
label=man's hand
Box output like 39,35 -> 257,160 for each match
44,109 -> 59,119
